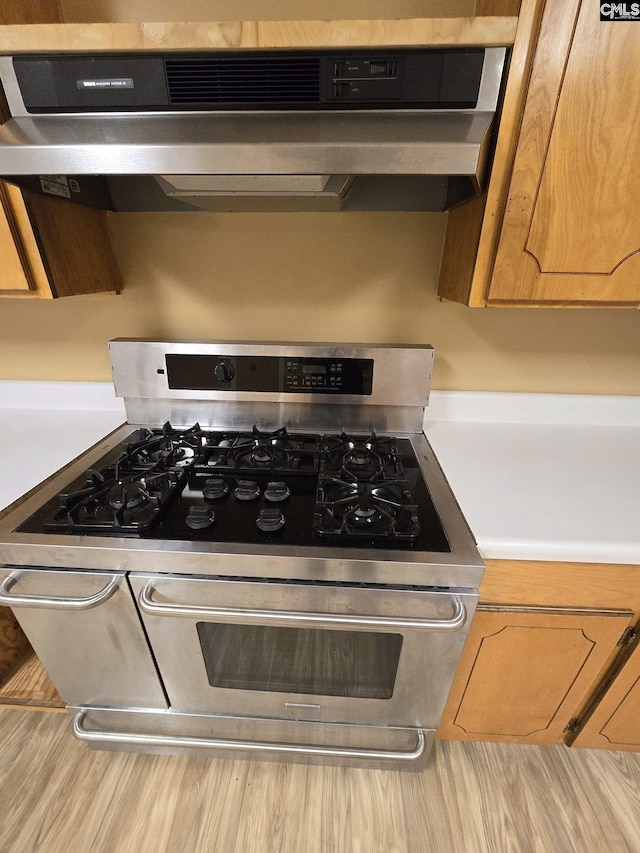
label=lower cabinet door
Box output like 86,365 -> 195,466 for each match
571,639 -> 640,751
437,607 -> 633,745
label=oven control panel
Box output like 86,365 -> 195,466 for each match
165,354 -> 374,395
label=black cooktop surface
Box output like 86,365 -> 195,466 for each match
18,424 -> 451,552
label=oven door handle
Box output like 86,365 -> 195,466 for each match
72,711 -> 427,763
0,572 -> 120,610
138,583 -> 467,632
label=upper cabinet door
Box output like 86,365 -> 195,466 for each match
487,0 -> 640,304
0,187 -> 33,295
0,182 -> 50,299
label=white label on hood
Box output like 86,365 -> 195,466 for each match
77,78 -> 134,89
40,175 -> 71,199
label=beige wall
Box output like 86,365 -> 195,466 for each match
1,211 -> 639,393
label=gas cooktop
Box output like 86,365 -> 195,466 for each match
19,423 -> 451,553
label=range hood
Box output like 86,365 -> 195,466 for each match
0,46 -> 506,212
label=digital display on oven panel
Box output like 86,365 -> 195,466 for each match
284,358 -> 372,394
165,354 -> 373,395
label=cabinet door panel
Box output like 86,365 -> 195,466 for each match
437,609 -> 633,745
572,641 -> 640,751
488,0 -> 640,304
0,182 -> 53,298
0,185 -> 35,295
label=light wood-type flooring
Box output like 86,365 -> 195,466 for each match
1,709 -> 640,853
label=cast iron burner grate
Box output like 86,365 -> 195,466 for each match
313,477 -> 421,541
191,425 -> 322,478
320,431 -> 404,482
314,432 -> 421,542
44,469 -> 185,534
32,424 -> 433,546
120,423 -> 204,472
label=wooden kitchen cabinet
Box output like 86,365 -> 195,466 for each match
0,0 -> 122,299
436,606 -> 634,745
0,183 -> 122,299
0,182 -> 38,296
438,559 -> 640,746
570,636 -> 640,751
439,0 -> 640,306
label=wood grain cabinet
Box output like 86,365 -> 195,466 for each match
438,560 -> 640,748
439,0 -> 640,306
0,182 -> 122,299
0,182 -> 36,296
570,637 -> 640,751
0,0 -> 122,299
437,606 -> 634,745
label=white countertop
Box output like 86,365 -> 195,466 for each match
1,382 -> 639,565
424,420 -> 640,565
423,392 -> 640,565
0,381 -> 125,514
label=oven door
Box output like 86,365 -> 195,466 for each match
0,567 -> 167,709
130,574 -> 477,728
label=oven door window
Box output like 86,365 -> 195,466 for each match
196,622 -> 403,699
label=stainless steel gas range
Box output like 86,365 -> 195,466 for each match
0,341 -> 482,770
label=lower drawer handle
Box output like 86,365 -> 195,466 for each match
73,712 -> 426,763
0,572 -> 120,610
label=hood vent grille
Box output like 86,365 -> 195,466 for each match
165,56 -> 321,105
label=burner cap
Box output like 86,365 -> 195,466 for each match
234,480 -> 261,501
347,449 -> 372,467
203,478 -> 229,501
256,508 -> 285,532
350,505 -> 382,527
186,506 -> 215,530
354,507 -> 377,519
251,447 -> 274,464
264,481 -> 290,503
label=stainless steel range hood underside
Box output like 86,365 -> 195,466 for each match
0,48 -> 506,213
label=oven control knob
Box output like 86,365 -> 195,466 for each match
256,508 -> 285,532
214,361 -> 235,383
203,478 -> 229,500
264,481 -> 291,502
186,506 -> 215,530
234,480 -> 260,501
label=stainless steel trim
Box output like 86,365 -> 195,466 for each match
122,401 -> 426,434
108,340 -> 434,409
476,47 -> 507,112
0,570 -> 119,610
0,49 -> 505,189
155,173 -> 355,204
0,58 -> 25,117
139,582 -> 467,632
0,111 -> 496,177
72,711 -> 427,762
